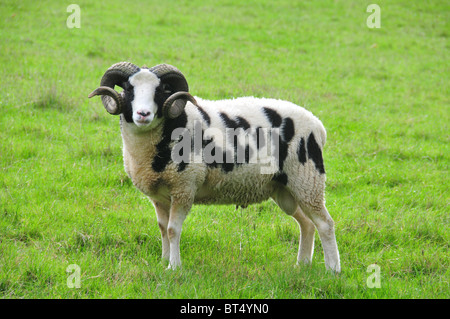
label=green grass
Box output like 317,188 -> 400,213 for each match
0,0 -> 448,298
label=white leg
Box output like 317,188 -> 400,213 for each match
152,200 -> 170,261
271,187 -> 316,266
292,207 -> 315,265
303,205 -> 340,273
167,203 -> 189,270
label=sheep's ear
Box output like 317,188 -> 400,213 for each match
163,92 -> 198,119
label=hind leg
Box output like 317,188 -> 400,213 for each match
301,204 -> 340,273
271,187 -> 316,266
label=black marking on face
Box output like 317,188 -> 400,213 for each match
196,106 -> 211,126
262,107 -> 282,128
281,117 -> 295,143
154,80 -> 175,118
152,111 -> 188,172
297,137 -> 307,164
272,172 -> 288,185
122,82 -> 134,123
307,133 -> 325,174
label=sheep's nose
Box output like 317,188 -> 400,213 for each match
137,110 -> 151,118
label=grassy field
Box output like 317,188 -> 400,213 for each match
0,0 -> 448,299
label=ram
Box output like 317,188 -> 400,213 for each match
89,62 -> 340,272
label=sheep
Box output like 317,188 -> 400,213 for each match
88,62 -> 341,272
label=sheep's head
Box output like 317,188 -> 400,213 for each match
88,62 -> 197,129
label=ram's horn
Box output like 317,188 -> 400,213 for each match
88,86 -> 124,115
149,64 -> 189,92
88,62 -> 140,115
163,91 -> 198,119
150,64 -> 193,118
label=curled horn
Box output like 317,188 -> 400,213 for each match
88,62 -> 140,115
149,64 -> 198,119
163,92 -> 199,119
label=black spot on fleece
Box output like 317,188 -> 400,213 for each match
307,132 -> 325,174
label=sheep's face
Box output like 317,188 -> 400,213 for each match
122,69 -> 161,130
90,62 -> 195,131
